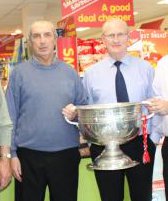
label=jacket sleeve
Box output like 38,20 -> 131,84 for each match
0,84 -> 13,146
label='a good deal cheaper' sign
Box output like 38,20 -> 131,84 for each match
61,0 -> 134,27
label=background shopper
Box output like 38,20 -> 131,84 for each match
0,83 -> 12,190
147,54 -> 168,201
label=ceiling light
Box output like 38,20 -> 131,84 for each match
76,27 -> 90,32
15,29 -> 22,34
157,0 -> 168,4
11,29 -> 22,35
133,11 -> 138,15
11,32 -> 16,36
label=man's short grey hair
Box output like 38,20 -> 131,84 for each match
29,20 -> 56,40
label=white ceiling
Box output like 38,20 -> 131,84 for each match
0,0 -> 168,37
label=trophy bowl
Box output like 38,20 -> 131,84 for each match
75,102 -> 143,170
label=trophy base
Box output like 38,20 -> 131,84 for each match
88,155 -> 139,170
87,145 -> 139,170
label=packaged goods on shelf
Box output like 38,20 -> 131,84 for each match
77,38 -> 107,73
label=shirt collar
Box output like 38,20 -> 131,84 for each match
108,54 -> 130,67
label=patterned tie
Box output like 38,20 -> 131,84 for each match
114,61 -> 129,102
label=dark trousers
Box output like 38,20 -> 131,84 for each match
162,137 -> 168,201
15,147 -> 80,201
90,136 -> 156,201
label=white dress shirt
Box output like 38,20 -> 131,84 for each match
153,55 -> 168,137
83,54 -> 161,143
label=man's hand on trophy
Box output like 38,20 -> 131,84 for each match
62,103 -> 77,121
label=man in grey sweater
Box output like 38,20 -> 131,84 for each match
6,20 -> 86,201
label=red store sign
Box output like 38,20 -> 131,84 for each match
61,0 -> 134,27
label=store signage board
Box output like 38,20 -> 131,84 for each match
57,37 -> 78,71
61,0 -> 134,27
61,0 -> 99,18
0,34 -> 22,48
140,29 -> 168,68
128,29 -> 168,68
57,16 -> 76,37
56,16 -> 78,71
0,34 -> 23,57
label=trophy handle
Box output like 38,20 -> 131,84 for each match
64,116 -> 78,127
141,101 -> 154,120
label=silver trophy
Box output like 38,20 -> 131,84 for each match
66,102 -> 153,170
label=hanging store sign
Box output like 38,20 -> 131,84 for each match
57,36 -> 78,71
57,16 -> 76,37
128,29 -> 168,68
0,34 -> 23,57
61,0 -> 134,27
61,0 -> 99,18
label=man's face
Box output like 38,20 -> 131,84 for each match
102,21 -> 129,57
29,23 -> 55,59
